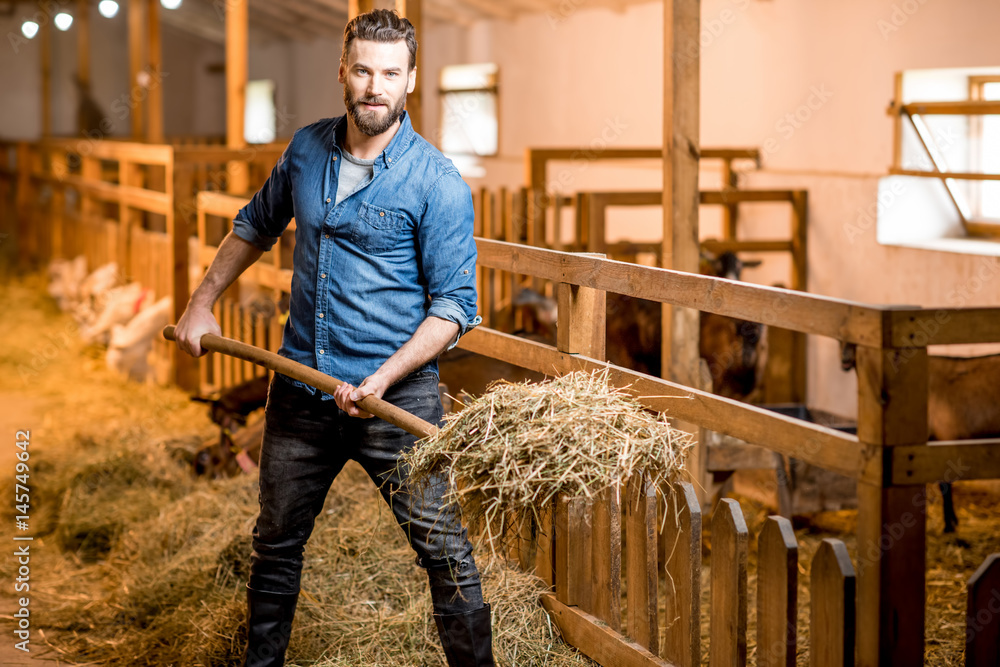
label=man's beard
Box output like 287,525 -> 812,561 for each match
345,86 -> 407,137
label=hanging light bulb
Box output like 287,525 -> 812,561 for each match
21,21 -> 39,38
54,12 -> 74,31
98,0 -> 120,18
160,0 -> 182,9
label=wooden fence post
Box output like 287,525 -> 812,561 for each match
757,516 -> 798,667
661,481 -> 701,667
966,553 -> 1000,667
811,539 -> 856,667
625,474 -> 659,653
855,341 -> 928,666
710,498 -> 748,667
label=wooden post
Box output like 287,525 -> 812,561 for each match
710,498 -> 748,667
661,482 -> 701,667
226,0 -> 249,194
891,72 -> 903,171
41,19 -> 51,138
128,0 -> 146,140
757,516 -> 798,667
663,0 -> 705,510
855,341 -> 928,666
625,474 -> 659,653
591,487 -> 622,632
147,0 -> 164,144
77,0 -> 91,96
811,539 -> 857,667
394,0 -> 422,136
966,553 -> 1000,667
791,190 -> 808,403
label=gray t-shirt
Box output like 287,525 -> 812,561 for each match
335,149 -> 376,206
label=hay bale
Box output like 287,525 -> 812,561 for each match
405,369 -> 693,542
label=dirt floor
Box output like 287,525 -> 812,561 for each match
0,270 -> 997,666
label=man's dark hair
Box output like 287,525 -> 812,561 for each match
341,9 -> 417,72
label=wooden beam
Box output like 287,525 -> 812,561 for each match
889,306 -> 1000,346
77,0 -> 90,90
147,0 -> 163,143
458,327 -> 873,482
855,343 -> 928,666
226,0 -> 249,194
891,440 -> 1000,485
889,167 -> 1000,182
474,239 -> 886,346
128,0 -> 146,140
395,0 -> 423,135
662,0 -> 702,511
41,17 -> 51,137
540,594 -> 678,667
902,100 -> 1000,115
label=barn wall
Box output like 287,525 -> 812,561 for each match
421,0 -> 1000,419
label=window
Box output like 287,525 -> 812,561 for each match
438,64 -> 499,158
245,80 -> 276,145
969,76 -> 1000,220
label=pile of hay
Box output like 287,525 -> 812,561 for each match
405,369 -> 693,543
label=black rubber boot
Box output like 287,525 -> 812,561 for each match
433,603 -> 496,667
243,586 -> 299,667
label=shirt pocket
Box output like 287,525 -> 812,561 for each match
351,201 -> 407,255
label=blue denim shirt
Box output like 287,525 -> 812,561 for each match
232,112 -> 481,397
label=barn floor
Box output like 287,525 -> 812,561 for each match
0,271 -> 995,666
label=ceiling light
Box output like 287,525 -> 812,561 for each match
161,0 -> 183,9
98,0 -> 120,18
21,21 -> 39,38
54,12 -> 73,31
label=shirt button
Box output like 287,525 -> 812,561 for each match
379,211 -> 385,217
332,156 -> 338,161
321,272 -> 327,278
319,349 -> 325,355
326,198 -> 331,203
325,234 -> 330,239
387,157 -> 392,163
318,313 -> 324,318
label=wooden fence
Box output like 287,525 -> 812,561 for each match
6,138 -> 1000,665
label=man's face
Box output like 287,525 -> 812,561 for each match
339,39 -> 416,138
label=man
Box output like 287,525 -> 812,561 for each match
174,10 -> 493,667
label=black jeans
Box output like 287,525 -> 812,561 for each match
249,372 -> 483,615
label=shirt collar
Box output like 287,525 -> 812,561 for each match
330,111 -> 413,170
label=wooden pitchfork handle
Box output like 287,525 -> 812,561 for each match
162,325 -> 438,439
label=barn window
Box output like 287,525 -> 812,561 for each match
878,67 -> 1000,254
245,79 -> 277,144
438,63 -> 499,158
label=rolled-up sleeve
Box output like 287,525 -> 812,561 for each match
231,133 -> 296,252
419,170 -> 482,348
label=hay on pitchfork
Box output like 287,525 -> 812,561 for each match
404,368 -> 694,546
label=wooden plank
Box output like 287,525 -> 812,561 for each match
891,72 -> 903,170
458,327 -> 873,481
701,190 -> 797,204
889,306 -> 1000,346
128,0 -> 145,139
757,516 -> 797,667
661,482 -> 701,667
892,440 -> 1000,485
474,239 -> 886,347
540,594 -> 677,667
147,0 -> 164,143
810,539 -> 856,667
966,553 -> 1000,667
41,22 -> 51,137
394,0 -> 421,135
536,500 -> 554,588
710,498 -> 748,667
889,167 -> 1000,182
856,344 -> 928,448
590,487 -> 622,632
625,474 -> 659,653
902,100 -> 1000,115
226,0 -> 249,194
554,496 -> 569,603
566,498 -> 593,612
174,146 -> 285,164
556,281 -> 607,360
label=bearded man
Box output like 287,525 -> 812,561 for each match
174,9 -> 493,667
